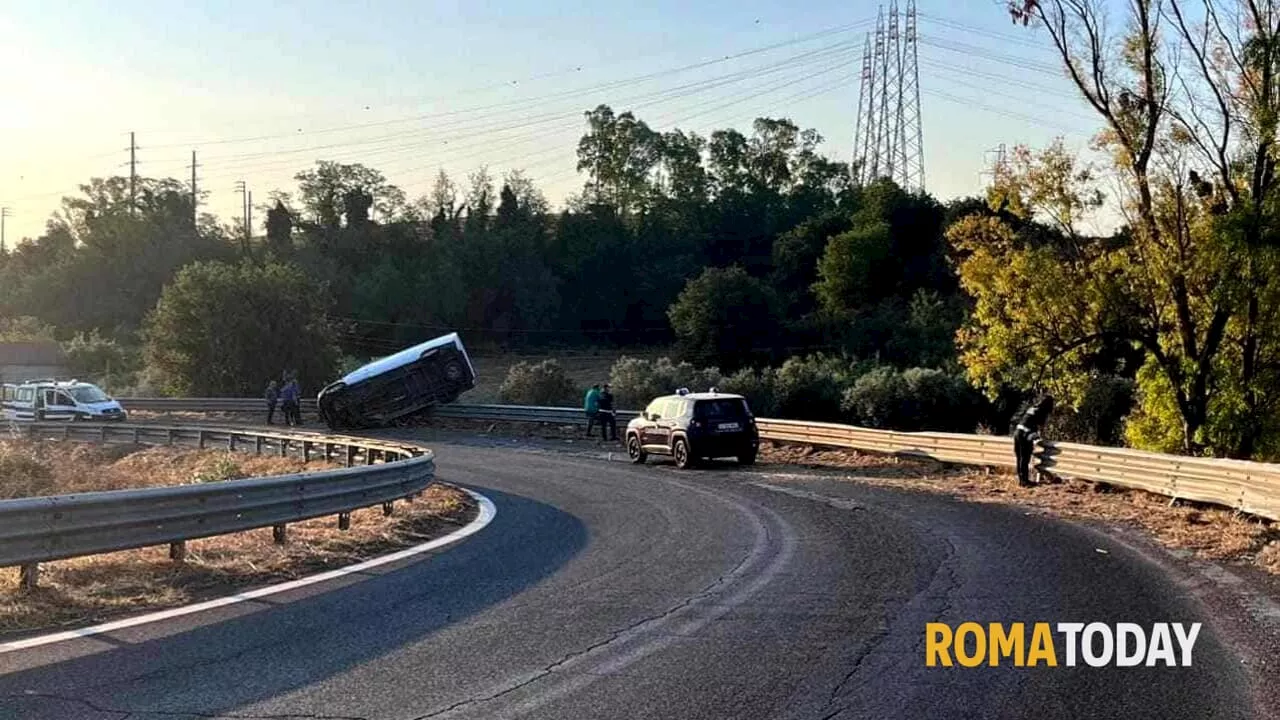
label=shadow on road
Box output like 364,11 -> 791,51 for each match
0,485 -> 587,719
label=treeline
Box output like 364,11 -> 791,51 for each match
5,0 -> 1280,466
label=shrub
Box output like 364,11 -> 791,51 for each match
842,366 -> 984,431
0,443 -> 52,499
499,359 -> 580,406
609,356 -> 723,410
61,330 -> 137,392
773,354 -> 863,422
842,366 -> 910,428
1045,374 -> 1135,445
721,367 -> 779,417
190,455 -> 245,484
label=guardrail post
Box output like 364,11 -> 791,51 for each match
62,425 -> 70,441
346,445 -> 356,467
19,563 -> 38,592
169,541 -> 186,563
382,500 -> 394,516
302,442 -> 311,462
255,435 -> 263,455
365,449 -> 377,465
198,430 -> 206,449
167,428 -> 176,446
272,524 -> 287,545
228,434 -> 236,451
280,439 -> 289,458
338,512 -> 351,530
133,427 -> 141,444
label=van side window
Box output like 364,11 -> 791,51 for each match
56,393 -> 76,406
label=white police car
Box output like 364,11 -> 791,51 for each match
2,379 -> 128,422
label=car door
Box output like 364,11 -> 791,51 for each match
639,399 -> 667,450
651,398 -> 683,450
42,390 -> 77,421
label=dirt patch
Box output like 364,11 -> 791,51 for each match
0,439 -> 477,637
758,442 -> 1280,578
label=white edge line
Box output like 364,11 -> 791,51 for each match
0,486 -> 497,655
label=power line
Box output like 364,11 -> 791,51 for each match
142,21 -> 875,153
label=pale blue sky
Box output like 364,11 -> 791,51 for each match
0,0 -> 1102,242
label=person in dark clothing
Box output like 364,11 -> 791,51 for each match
597,383 -> 617,442
264,380 -> 279,425
1013,394 -> 1055,487
280,377 -> 302,427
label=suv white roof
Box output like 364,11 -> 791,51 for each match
664,391 -> 746,401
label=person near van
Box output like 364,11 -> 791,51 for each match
265,380 -> 280,425
597,383 -> 617,442
280,377 -> 302,427
1013,393 -> 1055,487
584,383 -> 601,436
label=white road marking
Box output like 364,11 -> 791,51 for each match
0,487 -> 496,655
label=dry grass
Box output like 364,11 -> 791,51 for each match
0,438 -> 338,499
0,440 -> 475,637
759,443 -> 1280,577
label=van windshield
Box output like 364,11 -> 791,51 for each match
70,386 -> 110,404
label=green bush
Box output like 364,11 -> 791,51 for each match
190,455 -> 245,484
609,356 -> 723,409
842,366 -> 983,431
61,330 -> 137,392
720,367 -> 779,417
773,354 -> 863,422
842,366 -> 909,428
498,359 -> 581,406
1045,374 -> 1135,445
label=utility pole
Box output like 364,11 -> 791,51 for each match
128,132 -> 138,217
981,143 -> 1007,184
0,207 -> 10,254
188,150 -> 199,227
235,181 -> 248,239
247,190 -> 253,238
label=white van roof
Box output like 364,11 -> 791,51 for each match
341,333 -> 474,385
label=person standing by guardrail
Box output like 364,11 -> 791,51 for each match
1013,394 -> 1055,487
281,376 -> 302,427
264,380 -> 279,425
597,383 -> 617,442
584,383 -> 601,437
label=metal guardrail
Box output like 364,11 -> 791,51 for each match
112,398 -> 1280,522
2,422 -> 435,590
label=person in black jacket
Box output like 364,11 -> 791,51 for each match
1013,394 -> 1055,487
596,383 -> 618,442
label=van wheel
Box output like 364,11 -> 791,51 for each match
673,438 -> 694,469
442,360 -> 465,383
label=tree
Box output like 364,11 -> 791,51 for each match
668,266 -> 783,371
294,161 -> 406,228
143,261 -> 340,396
576,105 -> 661,214
997,0 -> 1280,456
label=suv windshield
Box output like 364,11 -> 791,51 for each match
70,386 -> 109,404
694,398 -> 749,420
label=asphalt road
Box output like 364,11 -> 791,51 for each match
0,434 -> 1268,719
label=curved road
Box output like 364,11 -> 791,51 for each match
0,434 -> 1270,719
